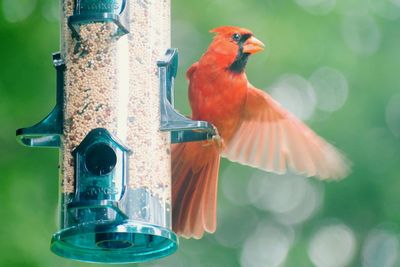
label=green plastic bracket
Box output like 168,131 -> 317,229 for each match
16,53 -> 64,148
158,49 -> 216,143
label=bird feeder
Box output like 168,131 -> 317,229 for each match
16,0 -> 215,263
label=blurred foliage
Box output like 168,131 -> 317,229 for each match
1,0 -> 400,267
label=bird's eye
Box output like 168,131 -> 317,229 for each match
232,33 -> 241,42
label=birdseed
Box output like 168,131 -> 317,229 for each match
60,0 -> 171,205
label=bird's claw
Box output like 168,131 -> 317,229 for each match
202,125 -> 225,149
212,134 -> 224,148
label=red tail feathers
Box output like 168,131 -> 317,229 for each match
171,141 -> 220,239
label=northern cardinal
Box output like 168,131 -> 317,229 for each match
172,26 -> 349,239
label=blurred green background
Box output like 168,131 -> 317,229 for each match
1,0 -> 400,266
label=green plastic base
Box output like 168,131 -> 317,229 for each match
51,221 -> 178,263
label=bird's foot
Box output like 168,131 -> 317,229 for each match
212,134 -> 224,149
202,125 -> 225,150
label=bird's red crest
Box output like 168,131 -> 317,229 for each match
209,26 -> 253,37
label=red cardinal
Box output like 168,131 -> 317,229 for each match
172,26 -> 349,239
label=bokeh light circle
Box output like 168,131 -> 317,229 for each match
274,180 -> 323,225
341,15 -> 381,55
309,67 -> 349,112
241,222 -> 294,267
362,229 -> 399,267
308,223 -> 357,267
2,0 -> 37,23
270,74 -> 317,121
248,171 -> 323,225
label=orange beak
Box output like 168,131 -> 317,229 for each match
243,36 -> 265,54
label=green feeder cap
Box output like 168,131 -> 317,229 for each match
68,0 -> 129,38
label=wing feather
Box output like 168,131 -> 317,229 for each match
172,142 -> 220,239
223,86 -> 349,179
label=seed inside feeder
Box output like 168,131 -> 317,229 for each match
61,0 -> 171,206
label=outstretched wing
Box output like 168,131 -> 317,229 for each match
223,86 -> 350,179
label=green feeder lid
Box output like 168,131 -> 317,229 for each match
68,0 -> 129,38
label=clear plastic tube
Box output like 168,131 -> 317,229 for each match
50,0 -> 177,262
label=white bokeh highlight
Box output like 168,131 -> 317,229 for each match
270,74 -> 317,121
2,0 -> 37,23
309,67 -> 349,112
341,15 -> 381,55
308,223 -> 357,267
274,180 -> 323,225
248,171 -> 323,225
362,229 -> 399,267
241,222 -> 294,267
